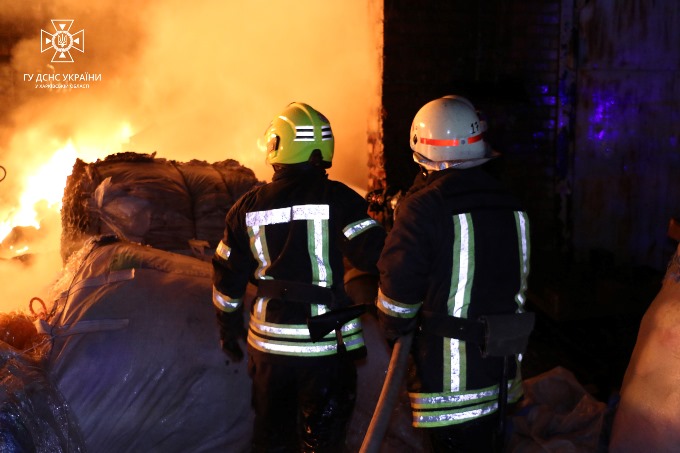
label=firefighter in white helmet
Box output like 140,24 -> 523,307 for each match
212,102 -> 385,452
376,96 -> 533,452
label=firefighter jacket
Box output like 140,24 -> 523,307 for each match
376,166 -> 531,428
212,165 -> 385,364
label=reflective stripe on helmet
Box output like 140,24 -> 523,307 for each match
294,125 -> 315,141
213,286 -> 242,313
292,125 -> 333,142
419,132 -> 484,147
321,125 -> 333,140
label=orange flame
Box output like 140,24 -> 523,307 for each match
0,123 -> 134,250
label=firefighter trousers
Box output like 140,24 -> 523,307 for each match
248,355 -> 357,453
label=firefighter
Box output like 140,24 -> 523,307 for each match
375,95 -> 533,452
212,102 -> 385,452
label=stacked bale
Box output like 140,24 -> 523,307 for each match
60,152 -> 263,262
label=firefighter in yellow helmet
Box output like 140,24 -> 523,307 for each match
376,96 -> 533,452
212,102 -> 386,452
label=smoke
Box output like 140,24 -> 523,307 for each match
0,0 -> 383,313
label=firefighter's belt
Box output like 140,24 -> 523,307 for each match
420,311 -> 535,357
256,279 -> 337,306
420,310 -> 486,345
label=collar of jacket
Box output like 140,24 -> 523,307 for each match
272,163 -> 328,181
430,166 -> 495,186
407,166 -> 495,198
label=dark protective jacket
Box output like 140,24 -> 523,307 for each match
212,165 -> 385,363
377,166 -> 531,428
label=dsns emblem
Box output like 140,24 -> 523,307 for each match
41,19 -> 85,63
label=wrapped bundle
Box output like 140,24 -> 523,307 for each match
60,152 -> 263,262
0,312 -> 84,452
610,244 -> 680,451
41,237 -> 254,452
0,238 -> 425,451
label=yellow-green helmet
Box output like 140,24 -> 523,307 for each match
262,102 -> 334,167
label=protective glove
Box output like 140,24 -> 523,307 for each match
215,307 -> 246,363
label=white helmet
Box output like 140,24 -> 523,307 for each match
410,95 -> 497,171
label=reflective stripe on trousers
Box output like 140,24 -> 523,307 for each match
409,374 -> 523,428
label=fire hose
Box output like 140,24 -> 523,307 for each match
359,331 -> 414,453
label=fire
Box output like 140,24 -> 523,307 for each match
0,1 -> 381,315
6,141 -> 76,233
0,143 -> 73,246
0,123 -> 134,250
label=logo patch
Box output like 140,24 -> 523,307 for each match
41,20 -> 85,63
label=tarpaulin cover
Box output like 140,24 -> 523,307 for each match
60,152 -> 263,262
609,244 -> 680,452
43,237 -> 254,453
508,366 -> 607,452
32,238 -> 423,452
0,340 -> 85,452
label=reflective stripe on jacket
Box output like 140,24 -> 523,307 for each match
377,166 -> 530,427
213,166 -> 385,361
248,299 -> 365,357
